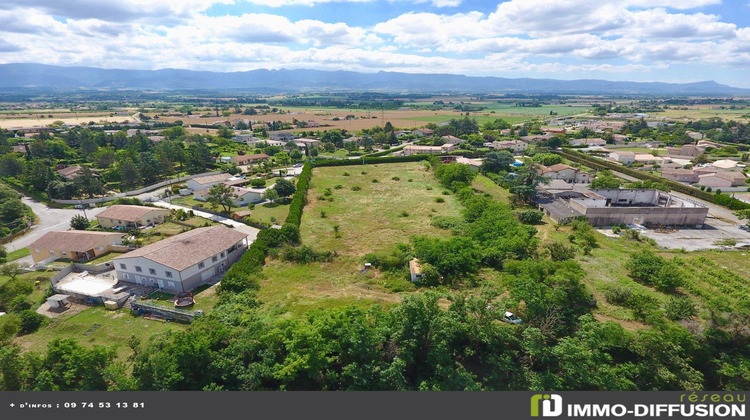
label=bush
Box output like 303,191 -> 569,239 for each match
281,245 -> 334,264
70,214 -> 90,230
604,285 -> 634,306
625,250 -> 682,293
545,242 -> 576,261
250,178 -> 266,188
343,172 -> 350,176
435,197 -> 445,203
518,210 -> 543,225
665,296 -> 697,321
391,177 -> 400,181
399,211 -> 409,217
18,309 -> 45,334
334,184 -> 343,190
351,186 -> 361,191
371,179 -> 378,183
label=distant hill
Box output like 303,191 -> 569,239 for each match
0,63 -> 747,95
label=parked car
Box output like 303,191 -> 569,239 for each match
293,163 -> 302,168
501,311 -> 523,324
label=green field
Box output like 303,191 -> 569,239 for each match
14,307 -> 185,358
259,162 -> 465,315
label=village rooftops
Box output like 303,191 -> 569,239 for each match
541,163 -> 577,173
28,231 -> 124,253
191,173 -> 233,185
112,225 -> 247,271
96,205 -> 167,223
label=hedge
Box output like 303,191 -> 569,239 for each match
560,149 -> 750,211
364,144 -> 407,157
284,161 -> 313,226
311,154 -> 430,168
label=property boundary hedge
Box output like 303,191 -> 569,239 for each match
285,162 -> 313,226
560,149 -> 750,211
364,144 -> 407,157
311,154 -> 430,168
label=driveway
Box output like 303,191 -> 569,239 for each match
152,201 -> 259,241
5,197 -> 108,256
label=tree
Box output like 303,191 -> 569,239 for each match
625,250 -> 682,293
262,188 -> 279,203
591,172 -> 622,189
545,242 -> 576,261
509,163 -> 548,202
118,159 -> 141,190
217,126 -> 234,139
70,214 -> 90,230
532,153 -> 563,166
481,150 -> 514,174
273,178 -> 296,199
518,210 -> 543,225
23,160 -> 54,191
0,263 -> 22,282
435,163 -> 477,190
74,167 -> 104,198
0,199 -> 26,222
250,178 -> 266,188
206,183 -> 237,214
0,155 -> 25,177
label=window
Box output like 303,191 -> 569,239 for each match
220,252 -> 225,258
198,262 -> 205,269
135,266 -> 142,272
62,251 -> 67,255
50,250 -> 55,255
149,268 -> 156,275
120,264 -> 127,270
165,271 -> 173,278
97,246 -> 104,251
212,256 -> 218,263
168,281 -> 175,288
35,249 -> 40,254
123,274 -> 129,280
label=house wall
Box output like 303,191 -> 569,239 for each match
113,239 -> 247,292
580,206 -> 708,227
187,178 -> 227,191
97,209 -> 169,228
661,172 -> 699,183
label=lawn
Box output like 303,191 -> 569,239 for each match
14,306 -> 185,358
6,248 -> 30,261
248,202 -> 290,226
258,162 -> 465,316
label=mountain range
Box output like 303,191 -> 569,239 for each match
0,63 -> 747,95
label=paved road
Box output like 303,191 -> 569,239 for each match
152,201 -> 259,241
6,197 -> 108,254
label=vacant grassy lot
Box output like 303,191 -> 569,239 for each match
301,162 -> 464,255
259,162 -> 464,316
250,202 -> 290,226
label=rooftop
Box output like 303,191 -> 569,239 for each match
96,205 -> 168,222
28,231 -> 124,252
113,225 -> 247,271
191,173 -> 232,185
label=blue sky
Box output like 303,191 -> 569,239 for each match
0,0 -> 749,87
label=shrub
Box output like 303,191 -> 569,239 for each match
426,186 -> 433,191
545,242 -> 576,261
351,185 -> 361,191
430,216 -> 466,232
612,226 -> 621,234
281,245 -> 334,264
665,296 -> 697,321
604,285 -> 634,306
18,309 -> 45,334
391,177 -> 400,181
343,172 -> 350,176
70,214 -> 90,230
435,197 -> 445,203
250,178 -> 266,188
320,211 -> 327,218
371,179 -> 378,183
334,184 -> 343,190
399,211 -> 409,217
518,210 -> 543,225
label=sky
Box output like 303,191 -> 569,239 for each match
1,0 -> 749,87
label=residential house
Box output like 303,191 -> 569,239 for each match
698,172 -> 747,188
661,169 -> 699,184
543,128 -> 566,135
57,166 -> 84,180
569,138 -> 607,147
194,186 -> 263,206
612,134 -> 630,143
500,129 -> 512,136
711,159 -> 739,171
540,164 -> 591,184
412,128 -> 434,137
27,231 -> 125,264
248,139 -> 286,147
455,156 -> 483,171
343,136 -> 362,145
186,173 -> 233,191
11,144 -> 27,154
491,140 -> 528,153
666,145 -> 703,157
402,144 -> 456,156
113,226 -> 248,292
520,134 -> 553,142
231,153 -> 270,166
634,154 -> 666,164
269,132 -> 296,142
232,134 -> 263,144
686,131 -> 704,140
697,140 -> 721,149
294,138 -> 320,148
442,135 -> 464,144
608,151 -> 636,165
96,205 -> 170,229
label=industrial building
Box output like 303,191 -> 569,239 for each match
536,187 -> 709,227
